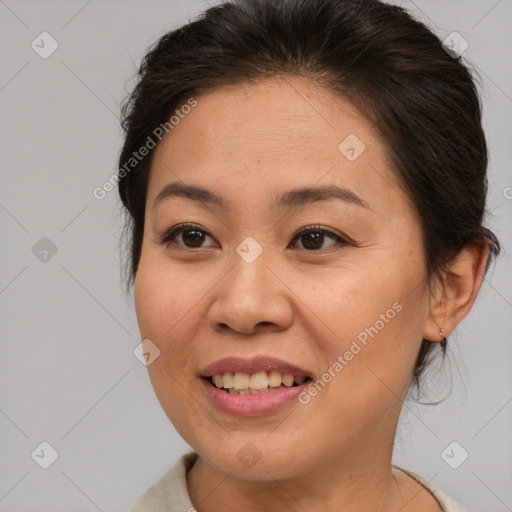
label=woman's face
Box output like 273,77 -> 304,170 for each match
134,77 -> 435,479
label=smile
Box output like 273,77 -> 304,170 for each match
199,356 -> 314,416
207,371 -> 310,395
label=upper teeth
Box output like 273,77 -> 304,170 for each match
212,371 -> 306,390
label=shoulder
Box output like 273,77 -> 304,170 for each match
397,467 -> 470,512
130,452 -> 198,512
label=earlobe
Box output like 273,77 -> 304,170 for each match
423,243 -> 489,343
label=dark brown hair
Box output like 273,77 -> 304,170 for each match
117,0 -> 500,395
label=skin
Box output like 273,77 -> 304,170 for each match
134,76 -> 488,511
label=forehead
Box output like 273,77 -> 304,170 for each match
147,77 -> 411,218
154,77 -> 377,161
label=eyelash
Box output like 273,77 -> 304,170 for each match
157,223 -> 350,251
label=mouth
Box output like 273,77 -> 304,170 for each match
204,371 -> 312,395
199,356 -> 314,414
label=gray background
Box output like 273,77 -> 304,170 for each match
0,0 -> 510,510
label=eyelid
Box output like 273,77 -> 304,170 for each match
157,223 -> 217,248
157,223 -> 351,250
289,225 -> 351,249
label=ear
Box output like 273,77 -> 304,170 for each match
423,243 -> 489,342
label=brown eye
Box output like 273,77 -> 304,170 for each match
300,231 -> 326,250
291,227 -> 348,251
159,224 -> 217,249
180,228 -> 208,247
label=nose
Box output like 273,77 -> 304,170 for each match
207,252 -> 294,335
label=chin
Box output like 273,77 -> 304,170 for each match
189,434 -> 318,482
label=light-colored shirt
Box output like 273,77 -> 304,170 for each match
131,452 -> 468,512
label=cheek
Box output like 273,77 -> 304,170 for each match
134,253 -> 198,341
133,256 -> 198,397
332,293 -> 425,411
134,256 -> 203,436
301,249 -> 428,405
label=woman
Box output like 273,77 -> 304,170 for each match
118,0 -> 500,510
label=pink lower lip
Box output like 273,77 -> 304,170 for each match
201,378 -> 310,416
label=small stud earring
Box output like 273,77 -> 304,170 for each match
439,328 -> 446,348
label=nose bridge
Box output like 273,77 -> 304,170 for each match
229,247 -> 269,302
207,241 -> 293,334
228,233 -> 272,296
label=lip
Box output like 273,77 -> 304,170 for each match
201,377 -> 311,416
200,356 -> 312,378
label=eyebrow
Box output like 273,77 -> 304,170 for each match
153,182 -> 225,210
152,182 -> 370,211
276,184 -> 369,210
